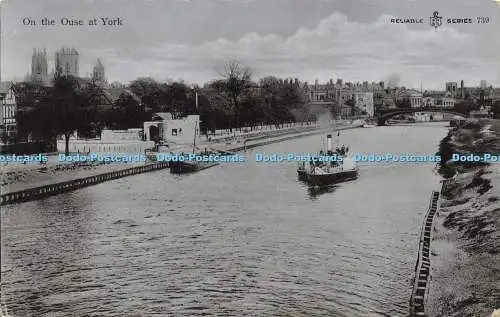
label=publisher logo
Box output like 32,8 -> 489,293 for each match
430,11 -> 443,30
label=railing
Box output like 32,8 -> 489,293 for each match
409,190 -> 440,317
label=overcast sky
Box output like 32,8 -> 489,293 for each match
1,0 -> 500,89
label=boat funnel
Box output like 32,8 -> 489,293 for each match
326,134 -> 333,152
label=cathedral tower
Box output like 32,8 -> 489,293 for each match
91,58 -> 106,86
55,47 -> 79,77
31,48 -> 49,84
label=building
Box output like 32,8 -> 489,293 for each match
340,104 -> 352,117
395,89 -> 422,108
460,80 -> 465,99
143,112 -> 200,145
408,91 -> 423,108
309,79 -> 336,102
439,97 -> 455,108
354,92 -> 374,116
87,86 -> 141,111
92,59 -> 106,87
56,128 -> 153,154
31,48 -> 49,85
0,82 -> 17,138
423,96 -> 436,107
480,80 -> 487,89
55,47 -> 79,77
445,82 -> 458,98
246,81 -> 261,97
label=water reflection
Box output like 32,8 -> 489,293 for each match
301,182 -> 339,200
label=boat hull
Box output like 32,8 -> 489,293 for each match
297,168 -> 358,185
170,161 -> 219,174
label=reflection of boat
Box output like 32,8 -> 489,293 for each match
297,133 -> 358,186
306,184 -> 338,199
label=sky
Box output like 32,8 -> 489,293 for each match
1,0 -> 500,90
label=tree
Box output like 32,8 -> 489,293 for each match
259,76 -> 281,95
106,93 -> 148,129
52,74 -> 91,155
129,77 -> 161,98
491,100 -> 500,119
454,100 -> 474,115
15,75 -> 91,155
220,60 -> 252,128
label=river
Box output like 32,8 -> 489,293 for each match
1,123 -> 448,317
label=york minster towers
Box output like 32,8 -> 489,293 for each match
55,47 -> 79,77
92,59 -> 106,86
31,49 -> 49,85
30,48 -> 105,85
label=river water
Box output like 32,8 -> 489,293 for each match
1,123 -> 448,317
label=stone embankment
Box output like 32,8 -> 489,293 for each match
424,119 -> 500,317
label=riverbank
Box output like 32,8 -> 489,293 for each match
426,119 -> 500,317
0,123 -> 362,204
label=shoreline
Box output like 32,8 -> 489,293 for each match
0,123 -> 362,205
426,119 -> 500,317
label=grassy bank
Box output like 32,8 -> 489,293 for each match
427,119 -> 500,317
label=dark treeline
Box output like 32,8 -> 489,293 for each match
13,61 -> 314,154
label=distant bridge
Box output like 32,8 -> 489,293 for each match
375,107 -> 468,126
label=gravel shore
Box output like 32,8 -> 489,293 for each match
426,119 -> 500,317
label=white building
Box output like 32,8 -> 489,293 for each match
0,83 -> 17,138
440,97 -> 455,108
144,112 -> 200,145
414,112 -> 445,122
354,92 -> 374,116
408,90 -> 423,108
101,128 -> 143,142
56,128 -> 154,154
423,97 -> 435,107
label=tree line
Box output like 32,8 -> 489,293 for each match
12,61 -> 315,154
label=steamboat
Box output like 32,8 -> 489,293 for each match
297,133 -> 358,185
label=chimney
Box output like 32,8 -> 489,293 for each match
326,134 -> 333,152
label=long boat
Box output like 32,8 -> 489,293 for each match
297,133 -> 358,186
169,160 -> 218,174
